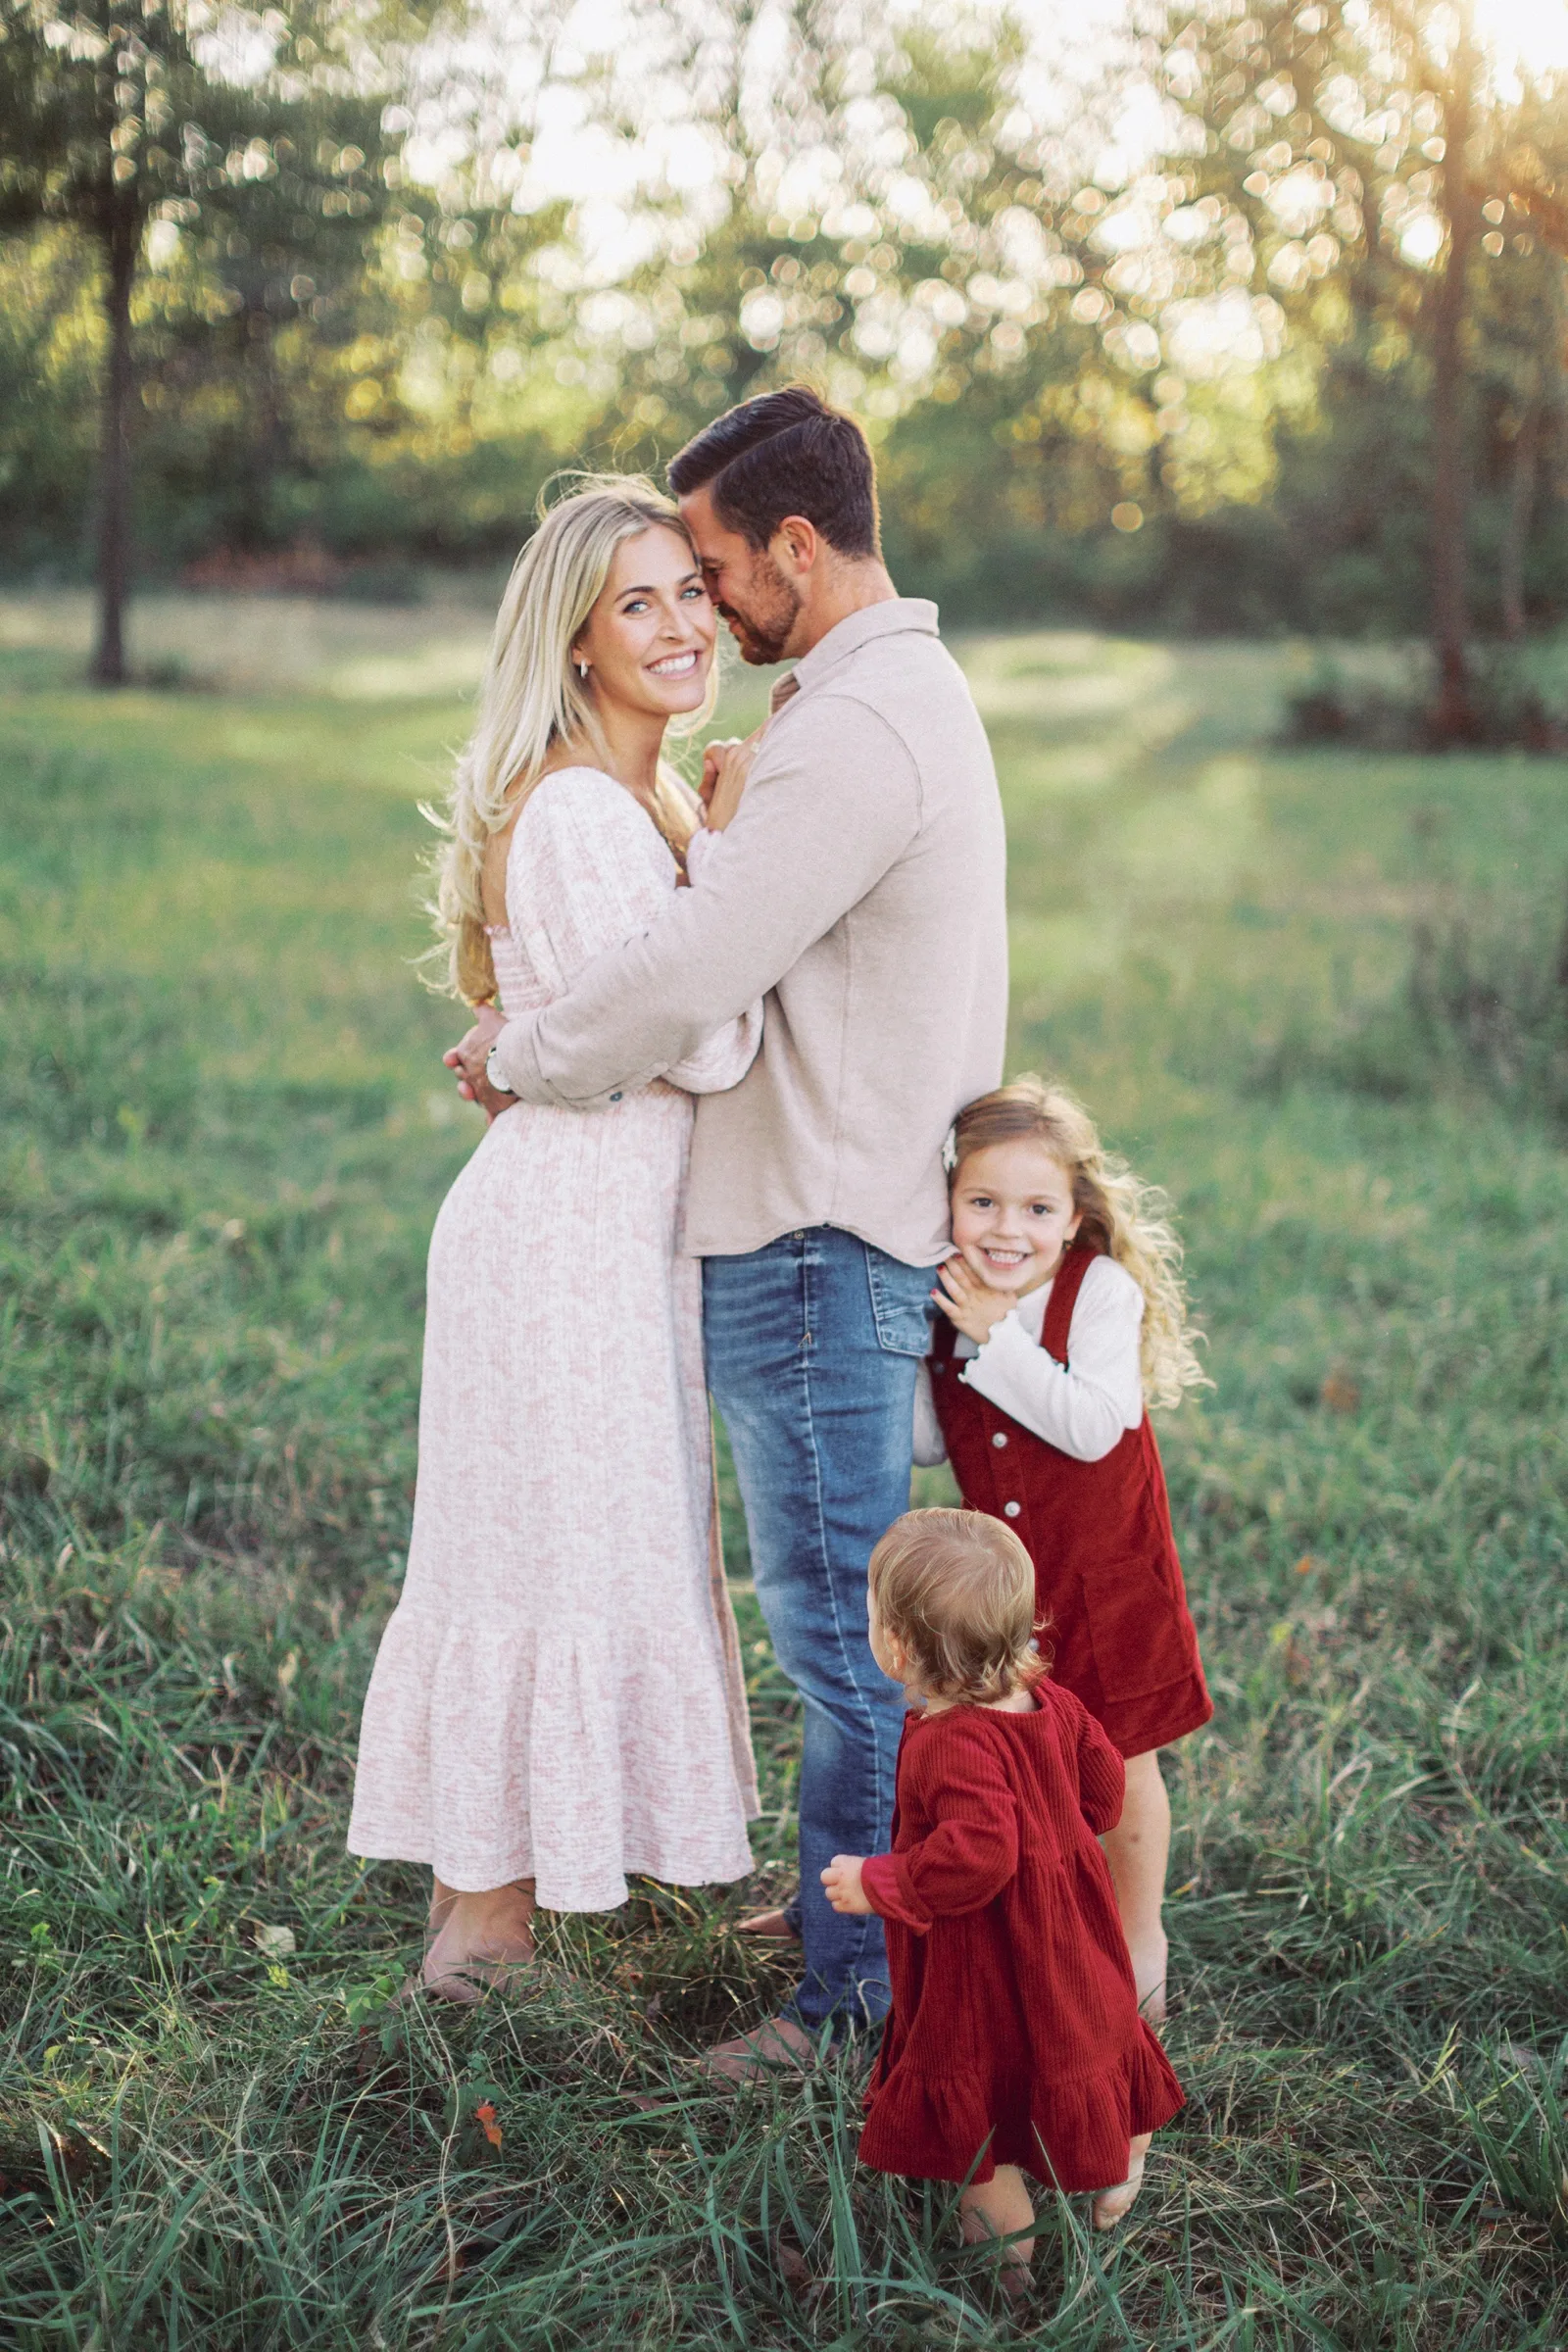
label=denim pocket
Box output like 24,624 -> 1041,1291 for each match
863,1244 -> 937,1357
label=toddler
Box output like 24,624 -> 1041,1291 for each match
822,1507 -> 1184,2289
915,1076 -> 1211,2018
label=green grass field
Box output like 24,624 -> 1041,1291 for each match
2,608 -> 1566,2348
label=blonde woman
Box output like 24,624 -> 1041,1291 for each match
348,480 -> 761,1996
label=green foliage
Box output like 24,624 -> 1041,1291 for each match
0,0 -> 416,637
1455,2040 -> 1568,2234
0,224 -> 98,571
1148,0 -> 1568,642
1,612 -> 1566,2338
0,0 -> 399,285
5,0 -> 1568,639
1284,642 -> 1568,748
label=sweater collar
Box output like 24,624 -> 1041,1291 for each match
772,597 -> 940,707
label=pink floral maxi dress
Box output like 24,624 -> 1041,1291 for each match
348,768 -> 761,1909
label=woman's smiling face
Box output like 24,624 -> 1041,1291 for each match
950,1138 -> 1082,1295
573,523 -> 716,717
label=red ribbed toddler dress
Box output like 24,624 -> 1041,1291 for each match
858,1680 -> 1185,2188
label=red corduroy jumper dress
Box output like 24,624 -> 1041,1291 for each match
858,1681 -> 1185,2188
928,1243 -> 1212,1759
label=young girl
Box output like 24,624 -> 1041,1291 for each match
822,1508 -> 1184,2285
913,1076 -> 1211,2024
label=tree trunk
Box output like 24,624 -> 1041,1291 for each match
1499,392 -> 1540,641
1430,8 -> 1481,740
1545,259 -> 1568,575
91,198 -> 138,687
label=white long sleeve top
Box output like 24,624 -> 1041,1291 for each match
913,1252 -> 1146,1468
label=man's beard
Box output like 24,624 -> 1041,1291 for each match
717,552 -> 803,665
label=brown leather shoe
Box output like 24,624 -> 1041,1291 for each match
703,2014 -> 817,2083
734,1907 -> 803,1942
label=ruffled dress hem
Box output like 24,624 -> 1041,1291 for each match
347,1604 -> 757,1911
343,1836 -> 755,1915
858,2018 -> 1184,2191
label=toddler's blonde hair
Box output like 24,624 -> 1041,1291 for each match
951,1075 -> 1207,1410
427,474 -> 712,1005
869,1507 -> 1045,1706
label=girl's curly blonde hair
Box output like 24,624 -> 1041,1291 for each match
950,1075 -> 1207,1411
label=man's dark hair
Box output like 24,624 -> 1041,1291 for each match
667,386 -> 880,559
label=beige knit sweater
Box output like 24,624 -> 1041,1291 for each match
487,598 -> 1008,1266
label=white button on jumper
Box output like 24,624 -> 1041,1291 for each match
1004,1500 -> 1021,1518
992,1432 -> 1007,1447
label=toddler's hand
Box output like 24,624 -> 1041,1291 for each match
821,1854 -> 871,1915
932,1252 -> 1016,1347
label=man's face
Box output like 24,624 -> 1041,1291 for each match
677,484 -> 805,665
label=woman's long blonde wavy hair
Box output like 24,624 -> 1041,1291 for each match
429,475 -> 712,1004
950,1075 -> 1209,1410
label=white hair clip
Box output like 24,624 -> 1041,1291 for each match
940,1123 -> 957,1173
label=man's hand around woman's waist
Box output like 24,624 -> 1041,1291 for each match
447,720 -> 763,1111
445,1001 -> 511,1119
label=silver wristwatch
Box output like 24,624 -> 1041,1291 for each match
485,1045 -> 516,1098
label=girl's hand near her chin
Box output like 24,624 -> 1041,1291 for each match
932,1252 -> 1017,1348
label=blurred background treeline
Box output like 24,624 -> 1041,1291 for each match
3,0 -> 1568,693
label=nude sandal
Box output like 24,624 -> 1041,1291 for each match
419,1928 -> 536,2005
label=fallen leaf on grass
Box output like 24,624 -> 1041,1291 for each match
1320,1373 -> 1360,1414
474,2100 -> 503,2149
773,2232 -> 816,2300
253,1924 -> 296,1957
38,2127 -> 107,2185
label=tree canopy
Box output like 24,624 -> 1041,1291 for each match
2,0 -> 1566,694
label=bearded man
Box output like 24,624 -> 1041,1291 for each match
448,386 -> 1007,2069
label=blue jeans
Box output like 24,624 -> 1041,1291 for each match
703,1226 -> 933,2032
